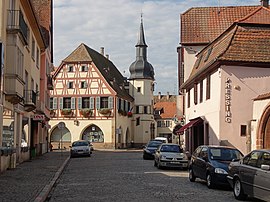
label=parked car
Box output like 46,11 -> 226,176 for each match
70,140 -> 91,158
154,143 -> 189,169
189,145 -> 243,188
227,149 -> 270,201
143,140 -> 163,160
154,137 -> 168,143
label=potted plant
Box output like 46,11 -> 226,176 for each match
98,108 -> 111,115
80,108 -> 92,117
61,108 -> 72,115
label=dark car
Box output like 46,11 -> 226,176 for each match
143,140 -> 163,160
227,149 -> 270,201
189,145 -> 243,188
70,140 -> 91,158
154,143 -> 189,169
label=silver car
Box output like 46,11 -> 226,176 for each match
70,140 -> 91,158
227,149 -> 270,201
154,143 -> 189,169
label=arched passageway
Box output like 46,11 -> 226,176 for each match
50,126 -> 71,150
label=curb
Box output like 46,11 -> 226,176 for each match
33,156 -> 70,202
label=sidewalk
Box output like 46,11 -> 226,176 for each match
0,151 -> 70,202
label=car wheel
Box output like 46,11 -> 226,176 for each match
206,173 -> 214,189
233,178 -> 247,200
189,168 -> 196,182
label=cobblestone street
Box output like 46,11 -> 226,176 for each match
47,151 -> 244,202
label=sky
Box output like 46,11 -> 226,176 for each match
53,0 -> 259,95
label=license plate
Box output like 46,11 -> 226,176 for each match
171,161 -> 180,164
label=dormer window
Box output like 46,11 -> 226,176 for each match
81,81 -> 87,89
81,65 -> 88,72
68,81 -> 73,89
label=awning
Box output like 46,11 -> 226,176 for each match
177,117 -> 203,134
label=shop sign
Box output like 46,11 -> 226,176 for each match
32,114 -> 45,121
225,78 -> 232,123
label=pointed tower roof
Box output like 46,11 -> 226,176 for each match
129,17 -> 154,80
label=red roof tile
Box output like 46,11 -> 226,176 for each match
181,6 -> 260,44
182,7 -> 270,89
154,102 -> 176,119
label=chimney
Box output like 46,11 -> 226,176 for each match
261,0 -> 269,7
100,47 -> 104,56
158,92 -> 161,100
166,92 -> 170,100
106,54 -> 109,59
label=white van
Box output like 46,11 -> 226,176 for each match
154,137 -> 168,143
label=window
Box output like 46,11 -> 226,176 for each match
81,65 -> 88,72
82,97 -> 90,108
144,106 -> 147,114
187,89 -> 190,108
137,87 -> 141,93
136,117 -> 140,126
136,106 -> 139,114
240,125 -> 247,136
204,47 -> 213,62
63,97 -> 71,109
36,47 -> 39,68
68,65 -> 73,72
194,83 -> 198,105
206,75 -> 211,100
157,121 -> 161,127
98,97 -> 114,109
31,37 -> 35,59
165,120 -> 171,127
81,81 -> 87,89
194,55 -> 202,69
50,97 -> 53,109
199,80 -> 203,103
68,82 -> 73,89
244,151 -> 261,168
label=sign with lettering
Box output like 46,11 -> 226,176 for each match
225,78 -> 232,123
32,114 -> 45,121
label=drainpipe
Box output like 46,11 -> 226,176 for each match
246,120 -> 252,153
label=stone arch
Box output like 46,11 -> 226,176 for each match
50,124 -> 71,150
81,124 -> 104,143
257,103 -> 270,149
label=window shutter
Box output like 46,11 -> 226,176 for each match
59,97 -> 63,109
71,97 -> 75,109
90,97 -> 94,109
109,96 -> 114,109
96,96 -> 100,109
53,97 -> 58,109
125,100 -> 128,112
78,97 -> 82,109
117,98 -> 120,110
121,99 -> 124,110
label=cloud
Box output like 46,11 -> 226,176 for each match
54,0 -> 259,94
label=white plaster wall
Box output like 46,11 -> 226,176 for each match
185,70 -> 221,145
251,99 -> 270,150
183,45 -> 204,82
220,66 -> 270,154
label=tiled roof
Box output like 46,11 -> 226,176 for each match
182,7 -> 270,89
181,5 -> 260,44
254,92 -> 270,100
54,43 -> 134,101
154,102 -> 176,119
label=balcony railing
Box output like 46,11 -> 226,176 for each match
24,90 -> 37,112
7,10 -> 29,44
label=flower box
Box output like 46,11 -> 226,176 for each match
80,109 -> 92,117
61,109 -> 72,115
98,108 -> 111,115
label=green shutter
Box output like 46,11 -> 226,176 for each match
109,96 -> 114,109
53,97 -> 57,109
90,97 -> 94,109
71,97 -> 75,109
96,97 -> 100,109
78,97 -> 82,109
59,97 -> 63,109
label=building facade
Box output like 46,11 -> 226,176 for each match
0,0 -> 52,172
180,5 -> 270,154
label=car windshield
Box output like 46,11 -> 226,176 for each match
147,141 -> 162,148
209,148 -> 242,161
72,141 -> 89,147
160,145 -> 183,153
